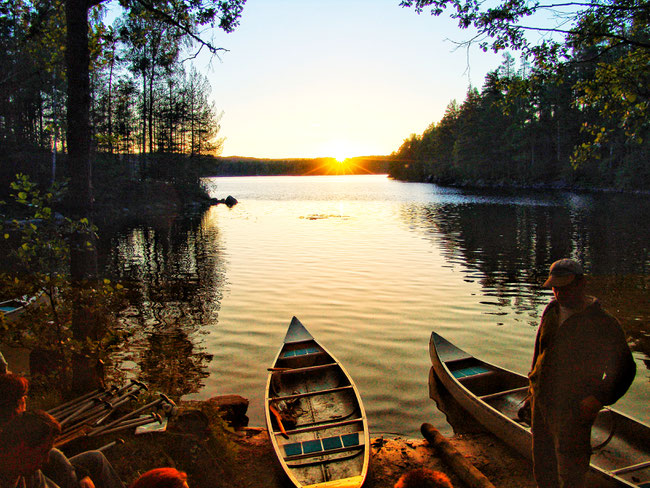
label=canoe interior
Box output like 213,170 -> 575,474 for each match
445,356 -> 529,399
590,411 -> 650,486
0,299 -> 27,314
268,338 -> 367,487
432,332 -> 650,487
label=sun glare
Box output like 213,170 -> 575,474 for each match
334,156 -> 347,164
303,140 -> 374,175
324,141 -> 357,164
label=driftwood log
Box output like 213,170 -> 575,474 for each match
421,423 -> 497,488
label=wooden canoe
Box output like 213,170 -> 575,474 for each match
0,296 -> 34,321
429,331 -> 650,488
265,317 -> 370,488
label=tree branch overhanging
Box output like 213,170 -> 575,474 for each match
514,24 -> 650,49
134,0 -> 230,56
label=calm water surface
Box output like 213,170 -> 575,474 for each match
103,175 -> 649,436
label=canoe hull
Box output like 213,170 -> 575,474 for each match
0,293 -> 45,322
265,317 -> 370,488
429,331 -> 650,488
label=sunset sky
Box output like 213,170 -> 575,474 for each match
200,1 -> 507,160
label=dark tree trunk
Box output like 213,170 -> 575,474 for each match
148,71 -> 154,154
107,43 -> 115,154
65,0 -> 102,393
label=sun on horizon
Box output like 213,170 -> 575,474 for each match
323,140 -> 364,164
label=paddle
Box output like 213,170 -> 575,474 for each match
269,404 -> 289,439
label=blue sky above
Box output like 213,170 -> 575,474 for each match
193,0 -> 508,159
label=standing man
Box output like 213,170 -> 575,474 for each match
528,258 -> 636,488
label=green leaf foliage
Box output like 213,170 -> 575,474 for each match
0,175 -> 127,391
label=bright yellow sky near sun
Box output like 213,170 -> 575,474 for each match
199,1 -> 504,160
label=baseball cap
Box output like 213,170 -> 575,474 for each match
542,258 -> 584,288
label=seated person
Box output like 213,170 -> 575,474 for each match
0,373 -> 29,427
395,467 -> 454,488
0,410 -> 124,488
0,375 -> 72,488
129,469 -> 188,488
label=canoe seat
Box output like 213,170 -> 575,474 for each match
283,432 -> 362,460
282,346 -> 321,358
452,365 -> 492,379
479,386 -> 529,402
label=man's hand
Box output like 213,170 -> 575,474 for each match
579,396 -> 602,422
79,476 -> 95,488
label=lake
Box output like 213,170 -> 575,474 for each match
102,174 -> 649,437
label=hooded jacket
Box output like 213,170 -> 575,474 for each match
528,298 -> 636,411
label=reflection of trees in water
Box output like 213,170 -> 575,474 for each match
405,202 -> 569,323
139,327 -> 212,398
99,209 -> 224,396
401,191 -> 650,356
590,275 -> 650,360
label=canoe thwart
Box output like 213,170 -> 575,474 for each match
611,460 -> 650,475
277,417 -> 364,436
479,386 -> 529,402
286,453 -> 366,470
271,362 -> 338,375
269,385 -> 353,402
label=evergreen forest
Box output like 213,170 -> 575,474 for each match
394,0 -> 649,191
0,1 -> 225,187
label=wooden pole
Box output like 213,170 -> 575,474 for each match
421,423 -> 497,488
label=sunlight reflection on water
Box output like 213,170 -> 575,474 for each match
107,175 -> 649,436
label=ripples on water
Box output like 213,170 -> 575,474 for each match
102,175 -> 649,436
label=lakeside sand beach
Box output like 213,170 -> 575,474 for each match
80,398 -> 536,488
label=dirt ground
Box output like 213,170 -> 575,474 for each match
58,385 -> 538,488
226,426 -> 537,488
93,412 -> 536,488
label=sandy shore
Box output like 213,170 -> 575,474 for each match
92,407 -> 536,488
229,426 -> 537,488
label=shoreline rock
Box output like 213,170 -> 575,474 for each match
208,195 -> 238,207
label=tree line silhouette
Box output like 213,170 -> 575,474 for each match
0,1 -> 223,162
390,51 -> 649,191
395,0 -> 649,191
